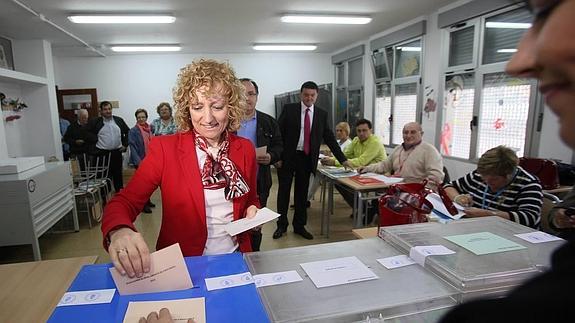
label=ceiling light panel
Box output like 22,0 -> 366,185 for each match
281,14 -> 371,25
253,44 -> 317,51
68,15 -> 176,24
110,45 -> 181,52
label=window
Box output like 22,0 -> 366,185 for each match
372,37 -> 422,146
441,73 -> 475,158
333,56 -> 364,133
374,83 -> 391,145
482,8 -> 532,65
439,5 -> 535,160
372,50 -> 390,81
477,73 -> 532,157
392,83 -> 418,145
395,39 -> 421,78
448,24 -> 476,68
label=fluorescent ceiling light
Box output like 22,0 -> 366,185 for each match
281,14 -> 371,25
68,15 -> 176,24
497,48 -> 518,53
396,46 -> 421,52
485,22 -> 531,29
253,44 -> 317,51
110,45 -> 181,52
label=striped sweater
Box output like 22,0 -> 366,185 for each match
445,166 -> 543,228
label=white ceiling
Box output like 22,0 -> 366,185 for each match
0,0 -> 459,57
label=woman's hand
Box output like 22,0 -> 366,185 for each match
245,205 -> 262,232
108,227 -> 150,278
138,308 -> 195,323
357,166 -> 366,174
552,209 -> 575,229
453,194 -> 473,207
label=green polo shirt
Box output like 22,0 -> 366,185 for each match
334,135 -> 387,167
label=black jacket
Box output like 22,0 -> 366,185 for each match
255,111 -> 283,199
278,103 -> 346,173
86,116 -> 130,151
63,121 -> 98,155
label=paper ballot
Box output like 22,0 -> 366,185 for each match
224,207 -> 280,236
123,298 -> 205,323
110,243 -> 193,295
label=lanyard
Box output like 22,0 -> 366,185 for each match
481,169 -> 518,209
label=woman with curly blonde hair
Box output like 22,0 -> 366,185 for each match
101,59 -> 260,278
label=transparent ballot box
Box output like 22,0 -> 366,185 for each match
378,216 -> 564,299
244,238 -> 458,323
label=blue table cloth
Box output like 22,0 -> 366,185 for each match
48,252 -> 269,322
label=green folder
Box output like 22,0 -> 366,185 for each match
444,232 -> 526,255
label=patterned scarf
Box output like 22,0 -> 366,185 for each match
194,130 -> 250,200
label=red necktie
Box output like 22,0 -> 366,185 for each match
304,108 -> 311,155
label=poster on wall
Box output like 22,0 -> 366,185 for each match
0,37 -> 14,70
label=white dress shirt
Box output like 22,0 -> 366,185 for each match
96,117 -> 122,150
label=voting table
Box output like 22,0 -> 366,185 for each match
318,167 -> 391,237
48,252 -> 269,322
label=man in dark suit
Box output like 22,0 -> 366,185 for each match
275,81 -> 350,240
238,78 -> 283,251
87,101 -> 130,193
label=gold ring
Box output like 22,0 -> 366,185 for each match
117,248 -> 128,254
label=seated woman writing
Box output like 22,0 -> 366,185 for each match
444,145 -> 543,228
101,59 -> 260,278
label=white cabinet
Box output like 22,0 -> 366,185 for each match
0,40 -> 61,160
0,162 -> 78,260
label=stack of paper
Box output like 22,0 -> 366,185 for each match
426,193 -> 465,220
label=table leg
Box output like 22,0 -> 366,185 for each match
327,180 -> 334,238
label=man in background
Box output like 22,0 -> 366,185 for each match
359,122 -> 443,184
238,78 -> 283,251
87,101 -> 130,193
321,118 -> 386,213
64,109 -> 96,159
275,81 -> 350,240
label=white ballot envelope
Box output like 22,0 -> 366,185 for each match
110,243 -> 193,295
224,207 -> 280,236
123,298 -> 206,323
256,146 -> 267,158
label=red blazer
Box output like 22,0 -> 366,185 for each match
101,131 -> 259,256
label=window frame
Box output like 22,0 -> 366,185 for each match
372,36 -> 423,147
437,3 -> 539,162
333,57 -> 364,133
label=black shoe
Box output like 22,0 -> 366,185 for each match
147,201 -> 156,208
273,227 -> 286,239
142,205 -> 152,214
294,227 -> 314,240
290,201 -> 311,209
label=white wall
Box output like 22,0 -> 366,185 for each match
54,53 -> 333,125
